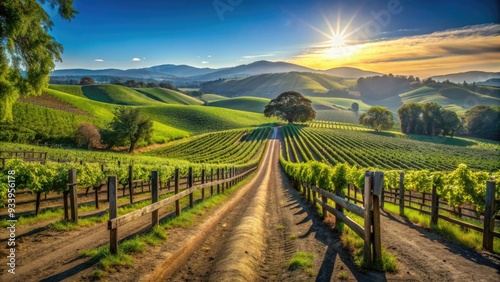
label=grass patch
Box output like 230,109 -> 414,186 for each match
289,252 -> 315,271
289,233 -> 297,240
277,224 -> 284,230
337,210 -> 398,272
383,202 -> 500,254
337,271 -> 349,280
49,219 -> 79,231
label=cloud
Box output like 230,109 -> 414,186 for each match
132,58 -> 141,62
201,61 -> 210,64
288,24 -> 500,77
242,54 -> 275,59
94,59 -> 104,62
208,55 -> 212,58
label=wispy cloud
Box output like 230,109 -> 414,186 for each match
289,24 -> 500,77
132,58 -> 141,62
94,59 -> 104,62
242,53 -> 275,59
201,61 -> 210,64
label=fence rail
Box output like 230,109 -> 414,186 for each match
287,170 -> 384,263
107,165 -> 256,254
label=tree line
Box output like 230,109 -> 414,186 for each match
360,103 -> 500,141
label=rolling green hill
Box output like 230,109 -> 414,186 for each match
136,88 -> 203,105
80,84 -> 163,105
201,94 -> 228,103
207,96 -> 270,113
142,105 -> 278,133
200,72 -> 357,98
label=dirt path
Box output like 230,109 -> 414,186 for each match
380,210 -> 500,281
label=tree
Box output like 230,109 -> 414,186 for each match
79,76 -> 95,85
75,122 -> 101,149
422,102 -> 443,135
264,91 -> 316,124
108,106 -> 153,152
464,105 -> 500,140
397,103 -> 423,134
440,109 -> 461,138
351,102 -> 359,112
359,106 -> 395,131
0,0 -> 77,122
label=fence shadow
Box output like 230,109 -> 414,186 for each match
381,210 -> 500,273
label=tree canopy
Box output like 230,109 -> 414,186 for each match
464,105 -> 500,141
359,106 -> 395,131
107,106 -> 153,153
397,102 -> 463,138
0,0 -> 77,122
264,91 -> 316,124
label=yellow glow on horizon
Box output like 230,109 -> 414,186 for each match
289,24 -> 500,77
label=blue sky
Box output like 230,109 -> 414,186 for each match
48,0 -> 499,76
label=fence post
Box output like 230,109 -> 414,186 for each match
363,171 -> 373,264
175,168 -> 180,216
188,167 -> 194,208
399,172 -> 405,216
221,168 -> 225,193
152,171 -> 159,227
217,168 -> 220,194
201,169 -> 206,199
372,172 -> 383,262
211,168 -> 214,196
109,175 -> 118,255
483,181 -> 496,251
431,185 -> 439,226
69,168 -> 78,223
128,165 -> 133,204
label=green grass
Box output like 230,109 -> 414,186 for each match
142,105 -> 279,134
383,202 -> 500,254
81,84 -> 163,106
136,88 -> 203,105
201,94 -> 228,102
333,207 -> 397,272
207,96 -> 270,113
337,271 -> 349,280
288,252 -> 315,271
49,84 -> 85,97
308,97 -> 372,111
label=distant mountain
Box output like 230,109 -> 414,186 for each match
477,78 -> 500,87
191,60 -> 317,81
324,67 -> 381,78
431,71 -> 500,83
51,61 -> 379,83
200,72 -> 358,98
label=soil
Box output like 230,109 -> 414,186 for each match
1,127 -> 499,281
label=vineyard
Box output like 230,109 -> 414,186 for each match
282,124 -> 500,171
147,127 -> 271,164
0,127 -> 271,212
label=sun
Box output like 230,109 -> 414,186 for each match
331,34 -> 345,48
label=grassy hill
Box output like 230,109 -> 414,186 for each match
207,96 -> 270,113
200,72 -> 357,98
11,85 -> 279,144
201,94 -> 228,103
136,88 -> 203,105
142,105 -> 277,133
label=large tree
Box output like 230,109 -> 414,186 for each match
264,91 -> 316,124
464,105 -> 500,140
0,0 -> 77,122
108,107 -> 153,153
359,106 -> 395,131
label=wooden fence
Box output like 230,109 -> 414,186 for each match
107,165 -> 256,254
0,150 -> 47,169
289,171 -> 384,263
346,172 -> 499,252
